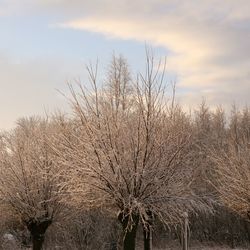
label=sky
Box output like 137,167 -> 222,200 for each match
1,0 -> 250,129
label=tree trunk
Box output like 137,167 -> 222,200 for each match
123,224 -> 138,250
244,220 -> 250,244
143,210 -> 153,250
143,226 -> 152,250
25,218 -> 52,250
244,212 -> 250,244
118,211 -> 139,250
182,212 -> 189,250
32,234 -> 45,250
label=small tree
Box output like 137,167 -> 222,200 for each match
0,117 -> 68,250
56,54 -> 212,250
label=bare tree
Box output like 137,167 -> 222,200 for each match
210,107 -> 250,221
0,117 -> 68,250
55,54 -> 211,250
192,103 -> 227,197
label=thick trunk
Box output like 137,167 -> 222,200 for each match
26,218 -> 52,250
143,226 -> 152,250
118,211 -> 139,250
123,224 -> 138,250
143,210 -> 153,250
32,234 -> 45,250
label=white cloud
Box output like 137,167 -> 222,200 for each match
55,1 -> 250,109
2,0 -> 250,118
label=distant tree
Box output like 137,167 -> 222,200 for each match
0,117 -> 68,250
192,103 -> 227,195
56,53 -> 212,250
210,107 -> 250,221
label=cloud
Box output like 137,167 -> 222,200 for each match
54,1 -> 250,109
2,0 -> 250,116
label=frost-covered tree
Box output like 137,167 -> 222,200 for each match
211,140 -> 250,222
211,107 -> 250,221
55,54 -> 211,250
0,117 -> 68,250
192,103 -> 227,194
